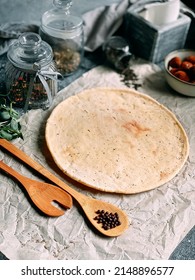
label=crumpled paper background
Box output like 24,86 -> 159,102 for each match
0,59 -> 194,260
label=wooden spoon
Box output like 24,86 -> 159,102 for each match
0,160 -> 72,217
0,139 -> 129,236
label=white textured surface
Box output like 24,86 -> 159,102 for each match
0,60 -> 194,260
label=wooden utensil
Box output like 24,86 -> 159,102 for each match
0,139 -> 129,236
0,160 -> 72,217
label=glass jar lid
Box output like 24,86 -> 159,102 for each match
41,0 -> 83,39
7,32 -> 53,70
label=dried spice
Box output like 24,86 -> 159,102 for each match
54,48 -> 81,75
7,74 -> 53,109
103,36 -> 132,71
94,209 -> 121,230
5,33 -> 58,111
120,67 -> 142,90
40,0 -> 84,76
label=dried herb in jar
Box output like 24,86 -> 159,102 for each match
54,48 -> 81,75
103,36 -> 132,72
6,32 -> 58,112
40,0 -> 84,76
8,73 -> 50,109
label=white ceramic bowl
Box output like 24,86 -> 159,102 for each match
164,49 -> 195,97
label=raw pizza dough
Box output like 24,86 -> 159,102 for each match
45,87 -> 189,194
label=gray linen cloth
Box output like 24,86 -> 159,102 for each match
1,0 -> 193,55
82,0 -> 175,51
0,0 -> 131,55
82,0 -> 130,51
0,23 -> 39,56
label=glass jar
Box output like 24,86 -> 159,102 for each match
5,32 -> 58,112
103,36 -> 132,71
40,0 -> 84,76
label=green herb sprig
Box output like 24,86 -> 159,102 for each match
0,103 -> 23,141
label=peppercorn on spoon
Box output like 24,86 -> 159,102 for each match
0,160 -> 72,217
0,139 -> 129,237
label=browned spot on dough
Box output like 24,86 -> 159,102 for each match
122,120 -> 150,136
160,171 -> 168,180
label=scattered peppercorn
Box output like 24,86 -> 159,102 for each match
120,67 -> 142,90
94,210 -> 121,230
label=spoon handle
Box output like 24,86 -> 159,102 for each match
0,160 -> 28,187
0,140 -> 129,236
0,139 -> 86,204
0,160 -> 42,198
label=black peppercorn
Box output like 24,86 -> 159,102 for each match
94,209 -> 121,230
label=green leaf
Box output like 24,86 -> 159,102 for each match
0,110 -> 11,121
10,119 -> 19,131
0,130 -> 13,141
0,103 -> 23,141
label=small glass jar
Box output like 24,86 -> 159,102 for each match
40,0 -> 84,76
5,32 -> 58,112
103,36 -> 132,71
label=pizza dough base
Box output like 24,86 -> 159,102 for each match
45,87 -> 189,194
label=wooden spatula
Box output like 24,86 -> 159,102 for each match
0,139 -> 129,236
